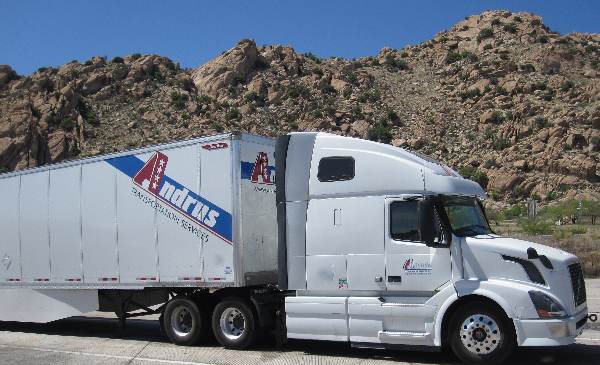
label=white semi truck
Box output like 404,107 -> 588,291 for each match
0,132 -> 589,364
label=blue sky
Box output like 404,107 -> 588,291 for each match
1,1 -> 599,75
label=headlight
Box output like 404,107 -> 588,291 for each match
529,291 -> 567,319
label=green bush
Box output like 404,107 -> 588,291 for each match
492,136 -> 510,150
460,88 -> 481,100
458,166 -> 489,188
503,203 -> 526,219
287,84 -> 310,98
60,118 -> 75,130
386,109 -> 399,122
483,44 -> 494,51
170,92 -> 188,109
446,52 -> 463,64
131,53 -> 142,60
537,35 -> 549,44
304,52 -> 321,63
477,28 -> 494,42
367,120 -> 393,144
111,56 -> 124,64
520,220 -> 553,235
503,23 -> 518,33
490,111 -> 505,124
560,80 -> 574,91
226,108 -> 240,120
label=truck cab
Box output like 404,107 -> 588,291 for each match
275,132 -> 588,364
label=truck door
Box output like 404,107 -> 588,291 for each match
384,197 -> 451,293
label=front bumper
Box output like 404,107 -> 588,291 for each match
514,307 -> 588,346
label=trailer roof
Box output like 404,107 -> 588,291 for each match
0,132 -> 274,179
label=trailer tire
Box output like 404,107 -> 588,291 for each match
448,301 -> 516,365
212,297 -> 257,349
163,297 -> 208,346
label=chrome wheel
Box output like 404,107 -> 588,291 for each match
459,314 -> 501,355
219,307 -> 246,340
171,306 -> 195,338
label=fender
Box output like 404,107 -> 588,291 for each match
433,279 -> 536,346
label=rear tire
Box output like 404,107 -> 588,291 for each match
212,297 -> 257,349
448,301 -> 516,365
162,297 -> 208,346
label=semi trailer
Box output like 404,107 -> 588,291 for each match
0,132 -> 589,364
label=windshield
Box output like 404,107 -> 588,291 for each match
440,196 -> 492,237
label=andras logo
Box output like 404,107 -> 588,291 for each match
241,152 -> 275,185
403,258 -> 433,275
133,152 -> 219,228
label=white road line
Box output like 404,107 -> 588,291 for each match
0,344 -> 215,365
577,337 -> 600,342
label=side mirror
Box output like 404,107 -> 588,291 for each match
419,198 -> 451,247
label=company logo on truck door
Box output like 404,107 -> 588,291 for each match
403,258 -> 432,275
241,152 -> 275,185
107,152 -> 232,242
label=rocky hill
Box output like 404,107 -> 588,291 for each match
1,10 -> 599,204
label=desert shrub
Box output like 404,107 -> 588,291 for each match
83,59 -> 93,66
483,44 -> 494,51
492,136 -> 510,150
446,52 -> 463,64
560,80 -> 574,91
459,88 -> 481,100
131,53 -> 142,60
534,116 -> 548,129
60,117 -> 75,130
287,83 -> 310,99
542,89 -> 555,101
537,35 -> 549,43
254,57 -> 269,69
458,166 -> 489,188
477,28 -> 494,42
503,23 -> 518,33
519,63 -> 536,73
170,92 -> 188,109
503,203 -> 526,219
490,111 -> 505,124
520,219 -> 553,235
111,56 -> 124,63
386,109 -> 399,122
367,119 -> 393,144
304,52 -> 321,63
357,89 -> 381,103
225,108 -> 240,120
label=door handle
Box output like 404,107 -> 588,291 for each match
388,275 -> 402,283
374,276 -> 383,282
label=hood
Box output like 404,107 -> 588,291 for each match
465,235 -> 578,268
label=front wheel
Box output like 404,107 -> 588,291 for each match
212,298 -> 258,349
448,302 -> 516,365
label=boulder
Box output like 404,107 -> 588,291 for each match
82,74 -> 107,95
191,39 -> 261,97
488,171 -> 523,193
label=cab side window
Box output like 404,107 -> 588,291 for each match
317,156 -> 355,182
390,201 -> 420,241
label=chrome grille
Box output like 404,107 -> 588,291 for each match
568,263 -> 586,307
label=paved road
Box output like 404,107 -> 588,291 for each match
0,279 -> 599,365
